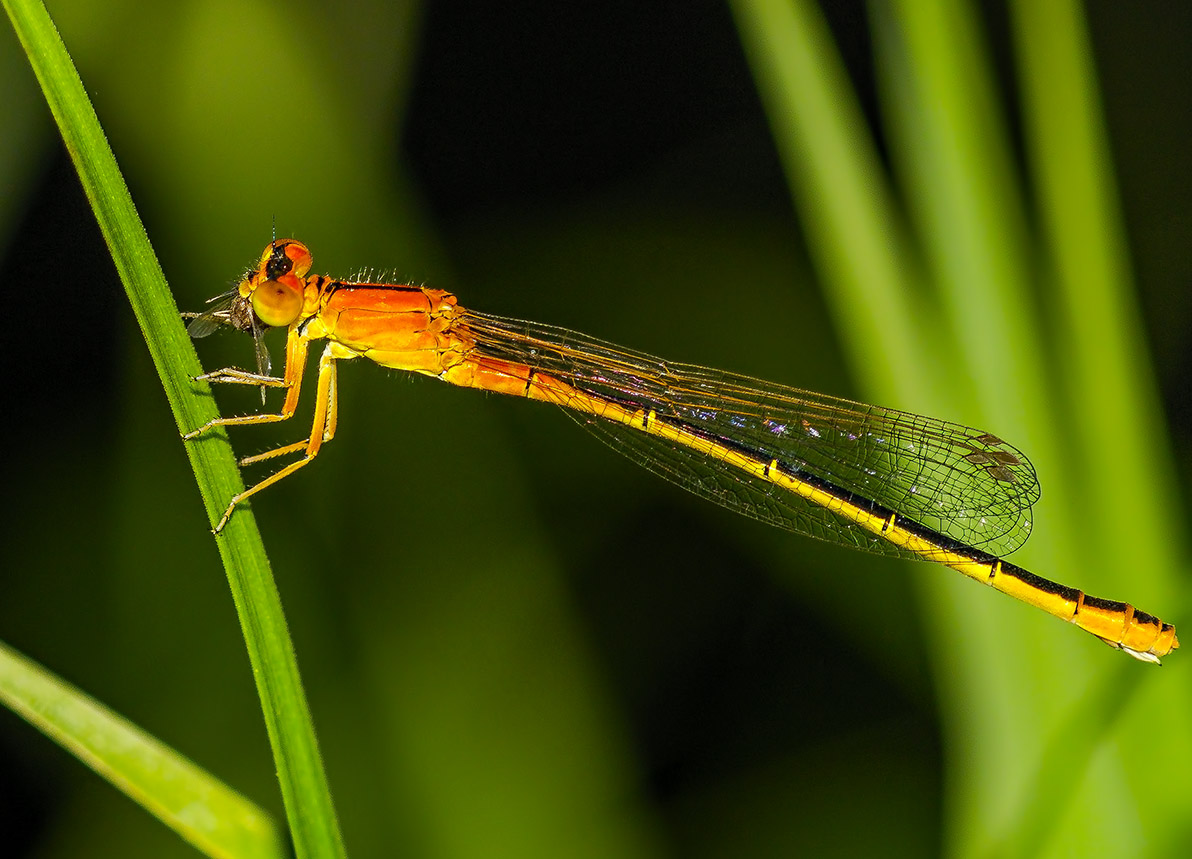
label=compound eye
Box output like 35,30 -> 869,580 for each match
285,242 -> 313,278
252,279 -> 304,327
261,240 -> 313,280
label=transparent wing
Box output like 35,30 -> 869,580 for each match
462,310 -> 1040,558
183,288 -> 273,401
184,290 -> 240,339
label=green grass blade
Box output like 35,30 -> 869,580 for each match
870,2 -> 1072,852
727,0 -> 943,403
2,2 -> 345,855
877,0 -> 1045,419
0,641 -> 282,859
1010,0 -> 1185,596
731,0 -> 1190,855
996,1 -> 1191,852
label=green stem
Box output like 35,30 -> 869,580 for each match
2,2 -> 345,855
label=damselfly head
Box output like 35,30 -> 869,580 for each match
184,240 -> 311,376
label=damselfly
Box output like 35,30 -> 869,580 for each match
184,240 -> 1179,663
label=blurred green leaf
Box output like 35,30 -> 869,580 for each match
0,641 -> 281,859
730,0 -> 1190,855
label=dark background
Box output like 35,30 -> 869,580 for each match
1,1 -> 1189,856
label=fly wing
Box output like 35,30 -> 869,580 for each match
184,288 -> 275,403
184,290 -> 241,338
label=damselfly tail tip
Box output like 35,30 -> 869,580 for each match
1123,647 -> 1163,666
1108,629 -> 1177,665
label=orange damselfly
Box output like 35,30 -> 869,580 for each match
184,240 -> 1178,663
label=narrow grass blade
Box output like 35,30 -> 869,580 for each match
730,1 -> 1189,855
0,641 -> 282,859
2,2 -> 346,854
728,0 -> 945,405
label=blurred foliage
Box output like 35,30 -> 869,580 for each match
1,1 -> 1190,856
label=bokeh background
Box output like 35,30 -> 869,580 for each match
2,1 -> 1191,856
